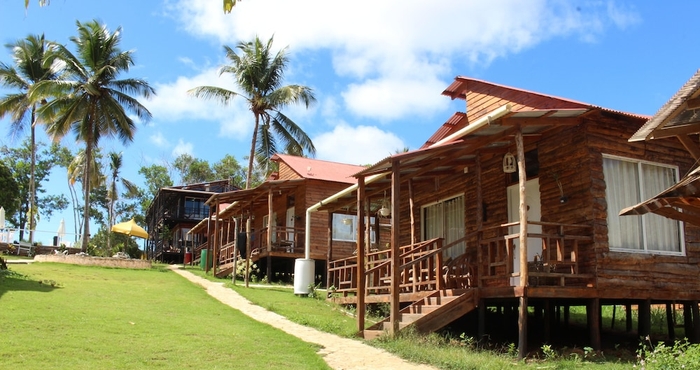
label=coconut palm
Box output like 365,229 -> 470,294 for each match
32,20 -> 155,252
0,33 -> 60,245
66,148 -> 104,243
188,35 -> 316,189
106,151 -> 137,252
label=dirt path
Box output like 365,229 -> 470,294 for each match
169,266 -> 435,370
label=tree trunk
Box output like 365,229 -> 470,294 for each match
245,113 -> 260,189
81,142 -> 92,253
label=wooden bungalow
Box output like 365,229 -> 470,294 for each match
146,179 -> 238,263
189,154 -> 369,284
318,76 -> 700,357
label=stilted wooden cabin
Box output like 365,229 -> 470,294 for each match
146,179 -> 238,263
320,76 -> 700,357
189,154 -> 367,282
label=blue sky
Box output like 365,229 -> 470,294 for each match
1,0 -> 698,245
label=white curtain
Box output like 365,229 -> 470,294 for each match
423,195 -> 465,259
604,157 -> 680,253
641,164 -> 680,252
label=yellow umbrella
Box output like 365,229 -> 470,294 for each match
111,218 -> 148,239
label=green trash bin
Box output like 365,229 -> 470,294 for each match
200,249 -> 208,270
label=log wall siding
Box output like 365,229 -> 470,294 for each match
385,111 -> 700,298
584,113 -> 700,296
276,162 -> 299,181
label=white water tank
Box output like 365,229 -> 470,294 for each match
293,258 -> 315,295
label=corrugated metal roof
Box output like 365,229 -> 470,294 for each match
629,69 -> 700,142
272,154 -> 366,184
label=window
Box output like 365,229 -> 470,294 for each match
422,194 -> 465,260
184,197 -> 208,219
603,155 -> 682,254
332,214 -> 377,243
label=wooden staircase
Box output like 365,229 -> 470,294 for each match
215,262 -> 234,278
363,288 -> 478,340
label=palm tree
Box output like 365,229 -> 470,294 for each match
66,148 -> 104,244
189,35 -> 316,189
0,33 -> 60,245
106,151 -> 137,252
32,20 -> 155,252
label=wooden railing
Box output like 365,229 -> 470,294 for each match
478,221 -> 594,287
327,221 -> 594,299
251,226 -> 305,256
328,238 -> 452,297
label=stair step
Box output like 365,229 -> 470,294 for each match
382,321 -> 412,331
363,329 -> 385,340
406,304 -> 441,314
400,313 -> 422,323
423,295 -> 457,305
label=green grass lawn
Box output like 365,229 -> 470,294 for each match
0,263 -> 330,370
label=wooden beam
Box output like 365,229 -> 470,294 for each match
677,134 -> 700,161
245,218 -> 251,288
687,96 -> 700,110
650,121 -> 700,139
267,189 -> 273,280
390,159 -> 401,336
326,212 -> 333,290
588,298 -> 601,350
516,128 -> 528,360
356,177 -> 366,333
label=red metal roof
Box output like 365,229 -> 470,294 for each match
272,154 -> 366,184
428,76 -> 650,146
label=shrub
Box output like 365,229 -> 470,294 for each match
636,337 -> 700,369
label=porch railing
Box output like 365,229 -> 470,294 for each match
327,221 -> 594,299
251,226 -> 305,256
479,221 -> 594,287
328,238 -> 453,297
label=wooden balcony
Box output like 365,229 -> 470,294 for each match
328,221 -> 594,304
250,226 -> 306,261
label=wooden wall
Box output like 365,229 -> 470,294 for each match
385,110 -> 700,300
583,112 -> 700,299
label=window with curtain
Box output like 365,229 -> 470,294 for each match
331,214 -> 377,243
603,155 -> 682,254
422,194 -> 465,260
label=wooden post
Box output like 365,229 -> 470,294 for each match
692,300 -> 700,343
390,159 -> 401,336
684,302 -> 693,340
408,179 -> 416,245
666,303 -> 676,341
356,177 -> 366,333
267,188 -> 273,280
476,152 -> 483,289
588,298 -> 601,350
245,218 -> 251,288
639,300 -> 651,338
326,212 -> 333,290
231,216 -> 239,285
515,129 -> 528,360
544,300 -> 551,344
213,198 -> 220,276
478,298 -> 486,341
626,303 -> 633,332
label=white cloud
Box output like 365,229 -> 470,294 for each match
147,67 -> 252,139
171,139 -> 194,158
167,0 -> 640,122
149,131 -> 169,147
313,123 -> 406,165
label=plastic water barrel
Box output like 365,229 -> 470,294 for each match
293,258 -> 315,295
200,250 -> 208,270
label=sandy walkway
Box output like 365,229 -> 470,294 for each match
169,266 -> 435,370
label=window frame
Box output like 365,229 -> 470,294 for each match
603,154 -> 685,256
331,214 -> 377,243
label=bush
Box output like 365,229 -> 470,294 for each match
637,337 -> 700,369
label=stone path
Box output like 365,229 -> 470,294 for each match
169,266 -> 435,370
